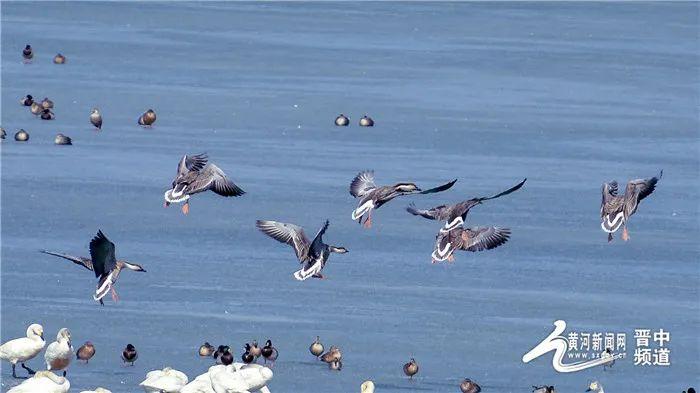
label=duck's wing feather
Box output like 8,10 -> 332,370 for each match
476,178 -> 526,201
626,170 -> 662,202
600,181 -> 619,217
309,220 -> 330,256
189,164 -> 245,197
406,202 -> 450,220
177,154 -> 208,176
460,226 -> 511,252
89,230 -> 117,278
256,220 -> 311,262
350,170 -> 377,197
417,178 -> 458,194
40,250 -> 94,271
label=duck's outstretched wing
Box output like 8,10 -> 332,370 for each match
40,250 -> 94,271
627,170 -> 662,202
460,226 -> 511,252
189,164 -> 245,197
309,220 -> 330,255
89,230 -> 117,278
350,170 -> 376,197
256,220 -> 311,262
406,203 -> 450,220
600,181 -> 619,217
417,178 -> 457,195
475,178 -> 526,201
177,153 -> 208,175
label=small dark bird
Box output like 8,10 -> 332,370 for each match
219,348 -> 233,366
241,344 -> 254,364
261,339 -> 278,366
14,129 -> 29,142
359,115 -> 374,127
53,54 -> 66,64
460,378 -> 481,393
403,358 -> 419,379
309,336 -> 324,357
41,98 -> 54,110
213,345 -> 230,364
41,109 -> 55,120
54,134 -> 72,145
20,95 -> 33,106
249,340 -> 262,360
76,341 -> 95,363
138,109 -> 156,126
90,108 -> 102,130
335,114 -> 349,126
121,344 -> 137,366
198,342 -> 215,357
22,45 -> 33,61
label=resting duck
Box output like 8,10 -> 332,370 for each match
261,340 -> 278,366
241,344 -> 254,364
249,340 -> 262,360
0,323 -> 44,378
164,154 -> 245,215
359,115 -> 374,127
90,108 -> 102,130
256,220 -> 348,280
76,341 -> 95,363
8,370 -> 69,393
214,345 -> 231,364
350,170 -> 457,228
138,109 -> 156,126
54,134 -> 72,145
20,94 -> 33,106
41,230 -> 147,305
309,336 -> 324,357
30,101 -> 42,116
461,378 -> 481,393
45,328 -> 73,376
403,358 -> 419,379
601,171 -> 662,242
199,342 -> 215,357
22,45 -> 33,62
335,114 -> 349,126
320,346 -> 342,369
407,178 -> 526,233
41,98 -> 54,109
53,53 -> 66,64
432,226 -> 510,263
41,109 -> 55,120
122,344 -> 138,366
14,129 -> 29,142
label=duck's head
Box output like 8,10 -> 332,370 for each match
126,343 -> 136,351
395,183 -> 421,193
265,339 -> 272,347
25,44 -> 31,50
27,323 -> 44,340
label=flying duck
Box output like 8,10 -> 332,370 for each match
407,178 -> 526,233
431,226 -> 510,263
261,340 -> 278,366
461,378 -> 481,393
164,154 -> 245,215
53,54 -> 66,64
309,336 -> 324,357
22,45 -> 33,62
40,230 -> 147,305
403,358 -> 419,379
20,95 -> 33,106
90,108 -> 102,130
121,344 -> 138,366
138,109 -> 156,126
335,114 -> 349,126
350,170 -> 457,228
256,220 -> 348,280
76,342 -> 95,363
45,328 -> 72,377
601,171 -> 662,242
0,323 -> 45,378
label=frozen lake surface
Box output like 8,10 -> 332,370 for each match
1,2 -> 698,392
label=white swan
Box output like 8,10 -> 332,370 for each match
181,363 -> 273,393
7,370 -> 70,393
361,380 -> 375,393
80,389 -> 112,393
0,323 -> 45,378
45,328 -> 73,375
180,372 -> 216,393
586,380 -> 604,393
140,367 -> 189,392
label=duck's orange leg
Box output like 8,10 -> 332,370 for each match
363,211 -> 372,228
447,255 -> 455,263
111,287 -> 120,302
182,202 -> 190,215
622,226 -> 630,241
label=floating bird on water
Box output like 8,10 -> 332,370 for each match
45,328 -> 73,377
90,108 -> 102,130
55,134 -> 72,145
76,342 -> 95,363
164,154 -> 245,215
41,97 -> 54,109
359,115 -> 374,127
53,53 -> 66,64
261,340 -> 278,366
41,230 -> 147,305
335,114 -> 349,126
350,170 -> 457,228
121,344 -> 138,366
431,226 -> 511,263
8,370 -> 69,393
0,323 -> 44,378
585,381 -> 603,393
309,336 -> 324,357
30,102 -> 42,116
138,109 -> 156,126
361,380 -> 375,393
403,358 -> 419,379
41,109 -> 55,120
460,378 -> 481,393
22,44 -> 33,62
20,95 -> 33,106
14,129 -> 29,142
199,342 -> 215,357
256,220 -> 348,280
532,385 -> 556,393
601,171 -> 662,242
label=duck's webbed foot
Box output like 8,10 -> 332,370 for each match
313,273 -> 326,280
182,202 -> 190,215
21,363 -> 36,375
622,227 -> 630,242
362,212 -> 372,228
447,254 -> 455,263
111,287 -> 120,302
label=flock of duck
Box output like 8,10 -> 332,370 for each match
2,45 -> 667,393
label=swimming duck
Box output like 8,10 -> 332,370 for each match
407,178 -> 526,233
585,381 -> 603,393
361,380 -> 375,393
14,129 -> 29,142
41,109 -> 56,120
8,370 -> 69,393
138,109 -> 157,126
601,171 -> 662,242
431,225 -> 510,263
139,367 -> 188,392
0,323 -> 45,378
55,134 -> 72,145
30,101 -> 42,116
335,114 -> 349,126
53,53 -> 66,64
350,170 -> 457,228
79,388 -> 112,393
460,378 -> 481,393
90,108 -> 102,130
164,154 -> 245,215
41,97 -> 54,109
359,115 -> 374,127
45,328 -> 73,376
20,94 -> 33,106
261,340 -> 278,366
532,385 -> 556,393
76,341 -> 95,363
41,230 -> 146,305
309,336 -> 324,357
199,342 -> 215,357
403,358 -> 419,379
241,344 -> 254,364
22,44 -> 33,62
256,220 -> 348,280
249,340 -> 262,360
122,344 -> 138,366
